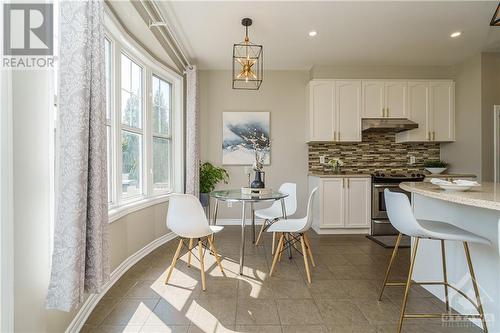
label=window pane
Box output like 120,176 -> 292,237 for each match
153,75 -> 171,135
131,61 -> 142,96
105,38 -> 112,120
122,131 -> 142,198
106,125 -> 112,202
153,137 -> 170,192
121,53 -> 142,129
121,55 -> 131,91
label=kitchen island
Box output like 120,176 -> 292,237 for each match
400,182 -> 500,332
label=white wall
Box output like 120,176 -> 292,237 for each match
199,70 -> 310,219
441,54 -> 482,178
11,70 -> 170,333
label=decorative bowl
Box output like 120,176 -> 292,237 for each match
436,183 -> 478,192
425,167 -> 447,174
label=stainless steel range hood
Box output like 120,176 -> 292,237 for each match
361,118 -> 418,133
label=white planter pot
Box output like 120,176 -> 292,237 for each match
425,167 -> 447,174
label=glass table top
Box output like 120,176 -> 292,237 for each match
210,189 -> 288,201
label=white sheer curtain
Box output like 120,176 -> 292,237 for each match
46,0 -> 109,311
185,66 -> 200,196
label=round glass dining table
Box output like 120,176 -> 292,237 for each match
210,189 -> 289,275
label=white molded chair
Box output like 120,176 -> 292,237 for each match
381,189 -> 490,333
255,183 -> 297,254
165,194 -> 224,291
268,187 -> 317,283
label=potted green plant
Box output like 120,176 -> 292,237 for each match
199,162 -> 229,207
424,160 -> 449,174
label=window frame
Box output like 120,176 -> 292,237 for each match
105,16 -> 184,219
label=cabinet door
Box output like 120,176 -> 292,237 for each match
336,80 -> 361,142
385,81 -> 407,118
309,81 -> 335,141
320,179 -> 344,228
430,81 -> 455,142
406,81 -> 430,141
344,178 -> 371,228
362,81 -> 384,118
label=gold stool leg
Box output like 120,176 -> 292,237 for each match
187,238 -> 194,267
378,233 -> 403,301
397,237 -> 420,333
463,241 -> 488,333
198,238 -> 206,291
165,238 -> 183,285
441,240 -> 450,312
272,232 -> 276,255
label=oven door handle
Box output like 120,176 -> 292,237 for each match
373,184 -> 402,188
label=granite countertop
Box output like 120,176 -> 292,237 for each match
400,181 -> 500,211
423,173 -> 477,179
308,173 -> 372,178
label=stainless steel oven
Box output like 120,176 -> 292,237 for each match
370,173 -> 425,236
372,183 -> 411,220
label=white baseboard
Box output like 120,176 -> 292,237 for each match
312,225 -> 370,235
65,232 -> 177,333
212,218 -> 265,226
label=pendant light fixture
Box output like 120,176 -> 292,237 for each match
232,18 -> 263,90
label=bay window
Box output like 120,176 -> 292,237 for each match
104,22 -> 183,217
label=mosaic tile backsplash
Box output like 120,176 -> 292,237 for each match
308,131 -> 440,174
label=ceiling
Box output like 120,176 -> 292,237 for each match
158,1 -> 500,70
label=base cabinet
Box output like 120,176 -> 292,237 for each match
309,176 -> 371,233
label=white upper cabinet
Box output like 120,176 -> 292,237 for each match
430,81 -> 455,142
308,79 -> 454,143
307,80 -> 361,142
307,81 -> 335,141
361,81 -> 385,118
384,81 -> 407,118
336,80 -> 361,142
396,80 -> 454,143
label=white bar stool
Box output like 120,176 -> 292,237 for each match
254,182 -> 297,254
380,189 -> 490,333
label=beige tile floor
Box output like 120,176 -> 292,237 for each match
82,226 -> 483,333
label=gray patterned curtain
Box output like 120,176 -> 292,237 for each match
47,0 -> 109,311
185,66 -> 200,196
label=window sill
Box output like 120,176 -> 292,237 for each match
108,193 -> 171,223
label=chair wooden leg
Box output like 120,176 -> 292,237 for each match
441,239 -> 450,312
198,239 -> 206,291
278,233 -> 285,262
270,234 -> 284,276
378,233 -> 402,301
271,232 -> 276,255
255,219 -> 267,246
303,232 -> 316,267
208,236 -> 224,274
397,237 -> 420,333
300,234 -> 312,284
165,238 -> 183,285
187,238 -> 194,267
463,242 -> 488,333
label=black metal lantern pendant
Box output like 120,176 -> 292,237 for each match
232,18 -> 263,90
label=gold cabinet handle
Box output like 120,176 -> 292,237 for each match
432,131 -> 435,141
338,131 -> 340,141
382,108 -> 386,117
333,131 -> 336,141
428,131 -> 431,141
342,178 -> 345,188
387,108 -> 389,117
347,178 -> 350,188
